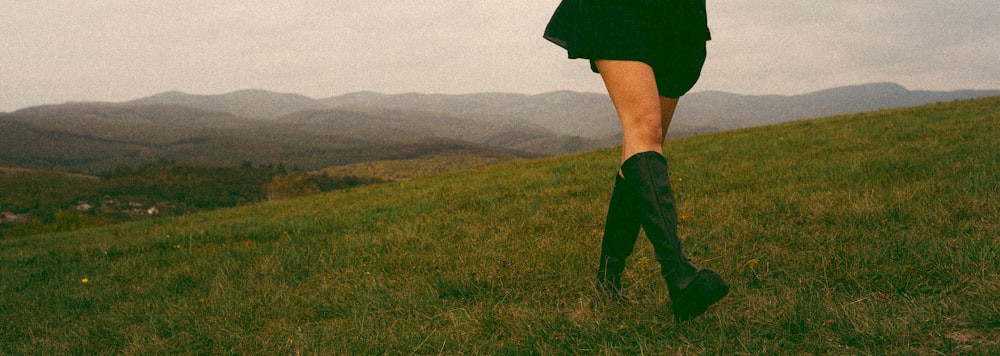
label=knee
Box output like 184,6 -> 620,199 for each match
622,109 -> 664,142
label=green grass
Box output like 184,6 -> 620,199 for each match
2,97 -> 999,354
318,151 -> 525,182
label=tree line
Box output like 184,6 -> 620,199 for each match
0,161 -> 385,238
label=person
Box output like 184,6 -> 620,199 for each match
543,0 -> 729,321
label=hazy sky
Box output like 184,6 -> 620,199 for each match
2,0 -> 998,112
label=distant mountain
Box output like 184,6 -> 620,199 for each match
675,82 -> 1000,131
320,83 -> 1000,138
127,89 -> 616,154
124,82 -> 1000,140
0,100 -> 608,173
4,83 -> 997,173
320,91 -> 621,139
272,108 -> 610,156
129,89 -> 329,119
0,103 -> 537,173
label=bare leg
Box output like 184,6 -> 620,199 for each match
594,59 -> 728,320
594,60 -> 665,163
660,96 -> 679,136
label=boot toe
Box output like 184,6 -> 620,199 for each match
671,269 -> 729,322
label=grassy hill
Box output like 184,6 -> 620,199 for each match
2,96 -> 998,354
318,151 -> 529,182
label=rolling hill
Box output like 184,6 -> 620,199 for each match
129,82 -> 1000,139
127,89 -> 330,119
2,96 -> 997,354
0,103 -> 592,173
675,82 -> 1000,130
3,82 -> 997,175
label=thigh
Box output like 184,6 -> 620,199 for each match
594,59 -> 661,124
595,59 -> 666,159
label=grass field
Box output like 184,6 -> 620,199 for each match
2,97 -> 998,354
318,151 -> 526,182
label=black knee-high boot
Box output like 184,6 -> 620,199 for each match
619,151 -> 729,321
596,174 -> 642,300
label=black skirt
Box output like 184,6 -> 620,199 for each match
544,0 -> 711,97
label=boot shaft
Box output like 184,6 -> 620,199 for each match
599,174 -> 642,260
618,151 -> 697,284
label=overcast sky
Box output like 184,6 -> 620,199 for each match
2,0 -> 998,112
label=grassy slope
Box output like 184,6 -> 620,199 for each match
2,97 -> 998,354
318,151 -> 528,182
